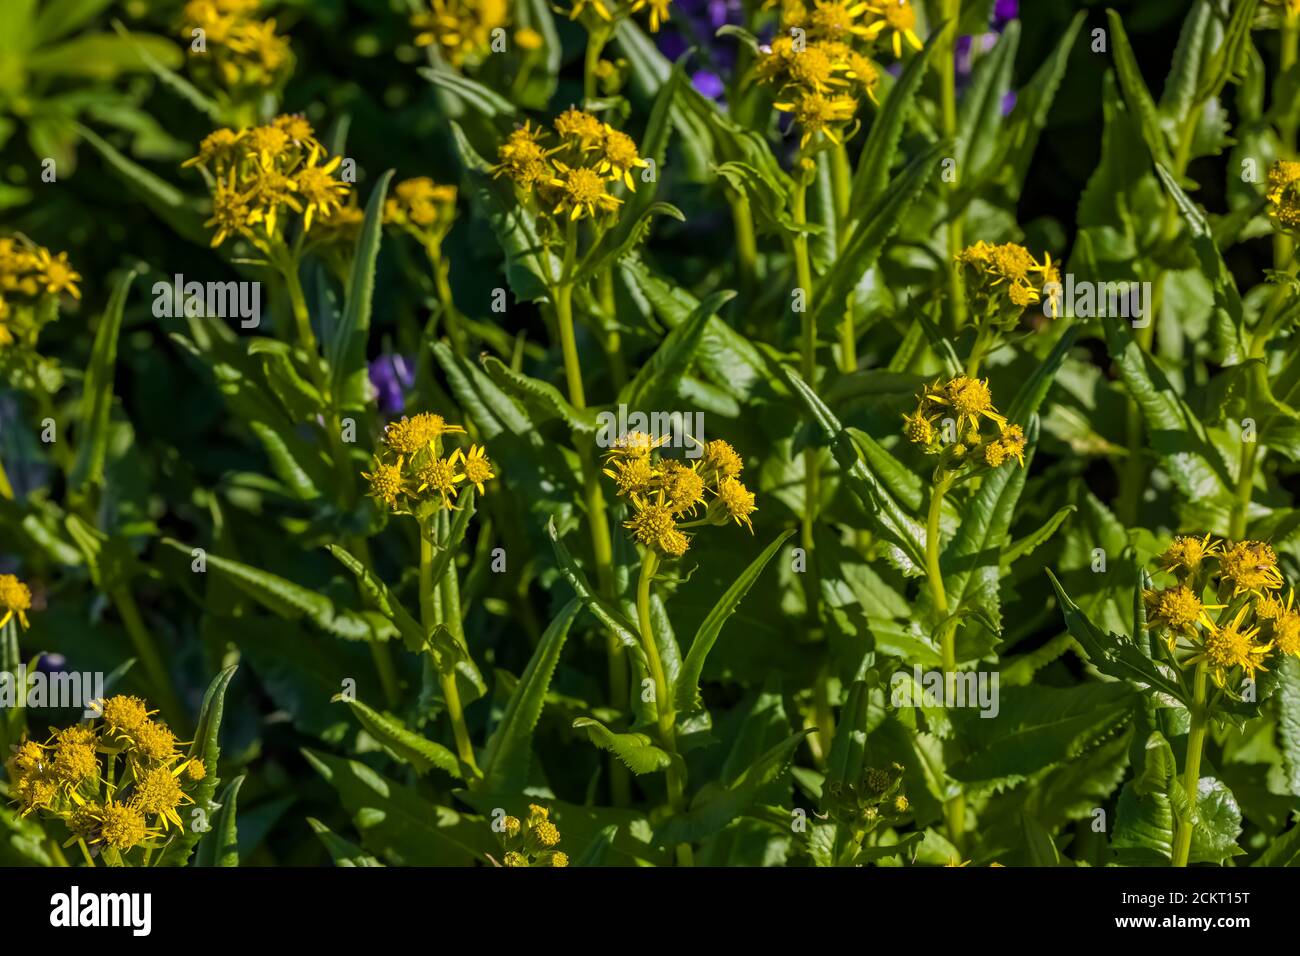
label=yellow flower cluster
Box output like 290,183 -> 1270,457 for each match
499,803 -> 568,867
411,0 -> 543,67
902,376 -> 1025,469
384,178 -> 458,244
604,434 -> 756,558
0,573 -> 34,630
1266,160 -> 1300,234
180,0 -> 292,91
1146,535 -> 1296,688
362,412 -> 496,514
494,109 -> 650,221
6,696 -> 205,857
756,0 -> 925,146
956,241 -> 1062,325
0,238 -> 81,348
183,115 -> 352,248
567,0 -> 673,34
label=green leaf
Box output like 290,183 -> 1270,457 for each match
571,717 -> 673,775
480,599 -> 582,793
1046,570 -> 1186,702
70,266 -> 138,492
1113,731 -> 1176,864
546,517 -> 641,652
1160,0 -> 1214,126
481,355 -> 598,435
336,697 -> 462,778
1106,8 -> 1174,169
161,538 -> 397,643
77,124 -> 209,244
811,145 -> 944,335
676,529 -> 795,715
781,363 -> 927,574
1189,777 -> 1244,864
655,730 -> 811,844
823,679 -> 869,797
330,168 -> 393,410
194,775 -> 244,867
326,544 -> 424,654
849,23 -> 947,212
159,665 -> 236,866
302,749 -> 493,865
307,818 -> 385,867
420,66 -> 517,119
956,21 -> 1019,181
1278,656 -> 1300,798
948,682 -> 1135,781
27,32 -> 182,79
1102,313 -> 1234,506
621,289 -> 737,411
1001,505 -> 1076,568
35,0 -> 115,44
573,824 -> 618,866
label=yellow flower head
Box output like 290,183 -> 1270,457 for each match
1255,587 -> 1294,624
1275,613 -> 1300,658
50,726 -> 99,788
549,162 -> 623,220
659,460 -> 706,516
608,430 -> 669,461
924,376 -> 1006,433
625,496 -> 691,557
1190,606 -> 1272,688
97,800 -> 152,851
982,423 -> 1027,469
551,851 -> 570,867
862,0 -> 924,58
555,108 -> 607,150
597,126 -> 651,190
133,720 -> 181,763
1267,160 -> 1300,233
95,695 -> 155,740
132,764 -> 192,830
773,89 -> 859,147
1143,585 -> 1217,650
494,121 -> 553,190
386,177 -> 458,235
0,574 -> 34,630
364,456 -> 407,510
957,241 -> 1060,323
384,413 -> 464,454
701,439 -> 744,481
416,455 -> 466,508
1160,533 -> 1222,580
604,456 -> 656,497
533,819 -> 561,847
709,476 -> 758,532
455,444 -> 496,495
1218,540 -> 1285,596
185,757 -> 208,781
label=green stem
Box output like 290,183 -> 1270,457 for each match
730,191 -> 759,303
352,535 -> 400,709
1172,662 -> 1208,867
925,471 -> 965,847
637,551 -> 692,866
420,523 -> 479,778
583,25 -> 610,106
830,144 -> 856,372
428,241 -> 466,353
552,265 -> 628,804
77,838 -> 96,867
0,456 -> 13,500
939,0 -> 966,329
791,166 -> 819,557
109,587 -> 187,733
1230,438 -> 1259,541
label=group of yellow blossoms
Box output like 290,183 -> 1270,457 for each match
6,696 -> 205,859
0,238 -> 81,349
384,178 -> 458,247
957,240 -> 1062,325
1267,160 -> 1300,234
180,0 -> 292,91
603,434 -> 757,558
183,115 -> 352,249
903,376 -> 1026,470
494,108 -> 649,222
497,803 -> 568,867
754,0 -> 924,147
363,412 -> 496,514
1145,535 -> 1299,690
410,0 -> 544,67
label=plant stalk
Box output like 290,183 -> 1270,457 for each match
1172,662 -> 1208,867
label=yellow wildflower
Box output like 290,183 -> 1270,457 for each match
1218,540 -> 1285,596
456,444 -> 496,494
416,455 -> 466,508
863,0 -> 924,57
1267,160 -> 1300,233
1188,606 -> 1272,687
549,162 -> 623,220
363,456 -> 406,509
0,574 -> 34,630
1160,533 -> 1221,580
625,496 -> 691,557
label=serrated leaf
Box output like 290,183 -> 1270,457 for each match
194,775 -> 243,867
330,169 -> 393,410
307,817 -> 385,867
337,697 -> 462,778
571,717 -> 673,774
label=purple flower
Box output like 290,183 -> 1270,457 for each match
1002,90 -> 1017,116
654,0 -> 744,96
692,70 -> 726,100
369,354 -> 415,414
993,0 -> 1019,29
